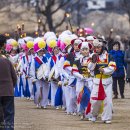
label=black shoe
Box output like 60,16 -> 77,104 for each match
113,95 -> 118,99
121,95 -> 125,99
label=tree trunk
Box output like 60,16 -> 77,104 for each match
46,8 -> 55,32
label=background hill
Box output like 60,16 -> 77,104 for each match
0,0 -> 130,39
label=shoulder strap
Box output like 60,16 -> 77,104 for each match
23,56 -> 25,64
35,56 -> 43,65
52,55 -> 57,63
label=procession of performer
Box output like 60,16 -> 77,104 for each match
4,29 -> 130,124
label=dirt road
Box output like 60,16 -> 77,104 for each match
15,83 -> 130,130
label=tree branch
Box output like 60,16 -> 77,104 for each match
42,19 -> 47,32
54,14 -> 66,29
40,9 -> 46,16
52,0 -> 70,14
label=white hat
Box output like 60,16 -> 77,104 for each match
44,32 -> 56,40
23,36 -> 33,42
70,34 -> 78,39
60,35 -> 72,46
61,30 -> 72,35
74,39 -> 82,45
46,36 -> 57,48
81,42 -> 89,50
86,36 -> 94,41
18,38 -> 25,45
34,37 -> 44,44
6,38 -> 19,49
79,37 -> 85,42
93,39 -> 103,47
46,36 -> 57,44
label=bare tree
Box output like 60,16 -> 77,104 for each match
31,0 -> 71,32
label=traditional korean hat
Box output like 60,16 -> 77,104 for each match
93,39 -> 103,47
6,39 -> 19,52
81,42 -> 90,50
34,37 -> 46,52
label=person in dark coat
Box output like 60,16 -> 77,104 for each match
124,41 -> 130,85
109,41 -> 126,99
0,35 -> 17,130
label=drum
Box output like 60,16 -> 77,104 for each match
48,66 -> 55,81
37,64 -> 47,80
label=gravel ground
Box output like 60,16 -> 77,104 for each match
14,83 -> 130,130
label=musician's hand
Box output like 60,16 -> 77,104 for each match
99,68 -> 104,73
25,76 -> 29,79
58,81 -> 62,86
32,79 -> 37,84
64,81 -> 68,86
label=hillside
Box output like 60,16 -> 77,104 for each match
0,1 -> 130,38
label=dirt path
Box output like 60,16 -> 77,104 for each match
15,83 -> 130,130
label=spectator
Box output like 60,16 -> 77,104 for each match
124,41 -> 130,86
109,41 -> 126,99
0,35 -> 17,130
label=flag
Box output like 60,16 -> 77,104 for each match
97,78 -> 106,100
77,86 -> 90,109
77,87 -> 84,104
19,75 -> 24,97
55,87 -> 63,106
85,101 -> 91,114
24,79 -> 30,97
14,84 -> 19,97
48,84 -> 51,100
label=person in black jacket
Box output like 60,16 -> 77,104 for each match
0,35 -> 17,130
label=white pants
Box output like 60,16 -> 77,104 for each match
22,77 -> 26,95
34,80 -> 49,107
62,85 -> 66,108
28,78 -> 34,98
34,80 -> 41,105
17,75 -> 24,97
40,81 -> 50,107
64,76 -> 77,113
65,86 -> 77,113
51,81 -> 58,106
90,82 -> 113,121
